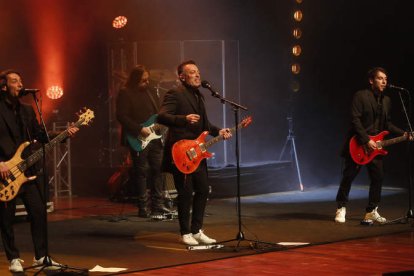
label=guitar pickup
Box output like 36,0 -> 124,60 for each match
199,143 -> 206,153
186,148 -> 197,161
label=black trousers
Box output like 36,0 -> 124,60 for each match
129,139 -> 164,209
0,181 -> 47,261
171,161 -> 209,235
336,155 -> 384,212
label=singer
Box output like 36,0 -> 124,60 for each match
157,60 -> 231,246
0,70 -> 78,272
335,67 -> 412,224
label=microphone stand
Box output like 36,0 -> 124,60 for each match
25,92 -> 88,275
387,88 -> 414,225
205,88 -> 281,251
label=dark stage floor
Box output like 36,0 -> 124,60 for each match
1,185 -> 414,275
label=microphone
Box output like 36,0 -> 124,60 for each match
201,80 -> 220,96
201,80 -> 212,89
19,88 -> 40,97
387,84 -> 407,91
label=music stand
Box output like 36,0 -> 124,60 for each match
200,82 -> 282,251
24,92 -> 88,275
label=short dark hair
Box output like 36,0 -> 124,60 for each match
367,67 -> 387,81
177,60 -> 196,76
125,65 -> 148,89
0,69 -> 21,89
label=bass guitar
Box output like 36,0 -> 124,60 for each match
126,114 -> 167,152
349,130 -> 409,165
0,108 -> 94,202
172,116 -> 252,174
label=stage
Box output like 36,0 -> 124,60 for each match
2,185 -> 414,275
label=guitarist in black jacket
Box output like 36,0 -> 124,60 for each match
335,67 -> 411,224
0,69 -> 78,272
116,65 -> 170,217
158,60 -> 231,246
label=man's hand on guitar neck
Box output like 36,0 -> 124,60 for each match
67,124 -> 79,137
404,132 -> 414,141
219,128 -> 232,140
0,162 -> 10,180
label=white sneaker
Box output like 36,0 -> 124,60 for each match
181,233 -> 199,245
9,258 -> 24,272
192,230 -> 216,244
33,256 -> 62,270
364,207 -> 386,224
335,207 -> 346,223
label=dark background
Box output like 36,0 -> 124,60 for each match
1,0 -> 413,196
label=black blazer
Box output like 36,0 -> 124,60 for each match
0,99 -> 44,161
351,89 -> 404,144
157,84 -> 220,170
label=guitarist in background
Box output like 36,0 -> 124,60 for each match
0,70 -> 78,272
116,65 -> 170,218
335,67 -> 411,224
158,60 -> 231,246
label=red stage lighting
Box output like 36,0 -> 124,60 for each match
46,85 -> 64,100
112,16 -> 128,29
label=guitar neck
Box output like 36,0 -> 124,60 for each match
21,119 -> 84,170
380,134 -> 407,147
205,122 -> 244,149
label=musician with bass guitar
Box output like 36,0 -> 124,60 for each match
0,70 -> 79,272
335,67 -> 413,225
116,65 -> 170,218
158,60 -> 232,246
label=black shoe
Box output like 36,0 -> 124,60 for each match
138,208 -> 150,218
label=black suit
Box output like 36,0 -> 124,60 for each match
336,89 -> 404,211
0,98 -> 47,261
158,84 -> 220,235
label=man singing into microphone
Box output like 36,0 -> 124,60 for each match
158,60 -> 231,245
335,67 -> 412,224
0,70 -> 78,272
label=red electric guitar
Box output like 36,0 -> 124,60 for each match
349,130 -> 410,165
172,116 -> 252,174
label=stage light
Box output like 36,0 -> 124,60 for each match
294,10 -> 303,22
293,28 -> 302,39
291,64 -> 301,75
46,85 -> 64,100
291,80 -> 300,92
296,0 -> 303,4
112,16 -> 128,29
292,45 -> 302,56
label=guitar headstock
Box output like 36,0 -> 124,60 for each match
77,108 -> 95,126
240,116 -> 252,128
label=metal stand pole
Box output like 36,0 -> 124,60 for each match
279,116 -> 304,191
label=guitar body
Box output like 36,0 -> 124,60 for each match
0,142 -> 36,202
126,114 -> 162,152
349,131 -> 389,165
172,131 -> 213,174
